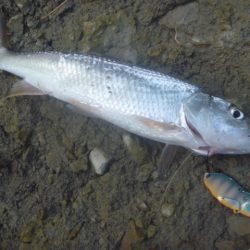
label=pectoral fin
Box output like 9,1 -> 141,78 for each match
134,116 -> 182,132
157,144 -> 179,180
7,80 -> 46,98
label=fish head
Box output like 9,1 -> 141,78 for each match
203,172 -> 223,194
184,92 -> 250,155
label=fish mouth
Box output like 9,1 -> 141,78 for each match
185,115 -> 211,154
185,115 -> 204,142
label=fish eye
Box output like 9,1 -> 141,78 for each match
230,106 -> 244,120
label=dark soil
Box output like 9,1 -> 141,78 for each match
0,0 -> 250,249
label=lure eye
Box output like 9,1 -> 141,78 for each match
230,106 -> 244,120
204,173 -> 211,179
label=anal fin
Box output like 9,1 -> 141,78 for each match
7,80 -> 46,98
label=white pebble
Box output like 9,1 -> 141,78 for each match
122,133 -> 133,148
89,148 -> 110,175
161,203 -> 175,217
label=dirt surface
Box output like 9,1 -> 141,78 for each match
0,0 -> 250,249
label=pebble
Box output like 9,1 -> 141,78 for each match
122,133 -> 149,164
136,163 -> 154,182
161,202 -> 175,217
147,225 -> 156,238
151,170 -> 159,180
122,133 -> 133,148
134,218 -> 144,229
14,0 -> 28,9
89,148 -> 110,175
120,220 -> 145,250
159,2 -> 199,29
138,201 -> 148,211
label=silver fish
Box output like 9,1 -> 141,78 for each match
0,22 -> 250,156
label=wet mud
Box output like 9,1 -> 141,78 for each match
0,0 -> 250,249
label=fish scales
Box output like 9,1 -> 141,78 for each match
65,54 -> 196,123
0,51 -> 197,124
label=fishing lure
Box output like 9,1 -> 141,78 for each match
204,172 -> 250,217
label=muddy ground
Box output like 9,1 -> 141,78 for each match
0,0 -> 250,249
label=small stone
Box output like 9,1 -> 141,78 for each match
89,148 -> 110,175
122,134 -> 149,164
147,225 -> 156,238
26,16 -> 39,28
120,220 -> 145,250
136,163 -> 154,182
138,201 -> 148,211
14,0 -> 28,9
122,133 -> 133,148
159,2 -> 199,29
151,170 -> 159,180
134,218 -> 144,229
161,203 -> 175,217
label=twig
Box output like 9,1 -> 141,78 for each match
41,0 -> 70,20
174,28 -> 181,45
160,152 -> 192,206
